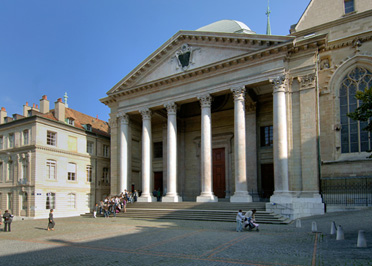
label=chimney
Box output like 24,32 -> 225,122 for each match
55,98 -> 65,122
23,102 -> 31,117
31,103 -> 39,112
40,95 -> 49,114
0,107 -> 7,124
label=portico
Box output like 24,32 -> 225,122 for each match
101,19 -> 325,219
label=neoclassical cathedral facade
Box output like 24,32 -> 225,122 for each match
101,0 -> 372,219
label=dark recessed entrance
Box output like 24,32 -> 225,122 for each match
213,148 -> 226,198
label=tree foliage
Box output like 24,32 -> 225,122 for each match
347,87 -> 372,132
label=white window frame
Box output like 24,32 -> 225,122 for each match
68,193 -> 76,209
47,131 -> 57,146
0,136 -> 3,149
86,165 -> 92,182
103,145 -> 110,157
87,141 -> 94,154
23,129 -> 29,145
67,162 -> 76,181
46,192 -> 56,209
8,133 -> 14,148
46,160 -> 56,180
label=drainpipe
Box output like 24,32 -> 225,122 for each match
315,52 -> 323,207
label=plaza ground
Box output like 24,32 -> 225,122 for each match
0,208 -> 371,266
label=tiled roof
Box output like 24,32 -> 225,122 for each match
39,108 -> 110,137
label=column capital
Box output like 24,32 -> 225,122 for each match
198,94 -> 213,108
117,112 -> 129,125
139,108 -> 152,120
297,73 -> 316,90
164,102 -> 177,115
231,86 -> 246,101
108,118 -> 117,128
270,75 -> 287,93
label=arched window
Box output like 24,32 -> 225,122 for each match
340,67 -> 372,153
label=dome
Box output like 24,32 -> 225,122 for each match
196,20 -> 255,34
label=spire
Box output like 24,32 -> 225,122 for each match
266,0 -> 271,35
64,92 -> 68,108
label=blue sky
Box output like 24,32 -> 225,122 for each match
0,0 -> 310,121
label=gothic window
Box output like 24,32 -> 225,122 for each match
340,67 -> 372,153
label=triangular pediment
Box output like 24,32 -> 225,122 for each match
107,31 -> 293,95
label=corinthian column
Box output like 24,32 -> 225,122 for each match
138,108 -> 156,202
196,94 -> 217,202
230,87 -> 252,202
271,76 -> 289,194
163,102 -> 182,202
117,112 -> 129,195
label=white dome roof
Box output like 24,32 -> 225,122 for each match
196,20 -> 255,34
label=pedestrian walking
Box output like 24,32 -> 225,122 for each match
3,210 -> 13,232
47,209 -> 55,231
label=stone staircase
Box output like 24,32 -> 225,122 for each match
99,202 -> 290,224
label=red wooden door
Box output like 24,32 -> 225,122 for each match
213,148 -> 226,198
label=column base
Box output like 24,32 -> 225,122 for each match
196,193 -> 218,202
230,191 -> 252,203
162,194 -> 183,202
266,191 -> 324,220
137,195 -> 157,202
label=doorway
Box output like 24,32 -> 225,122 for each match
213,148 -> 226,198
260,164 -> 274,199
154,172 -> 163,194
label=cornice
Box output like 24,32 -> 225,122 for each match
101,45 -> 294,105
291,9 -> 372,38
323,30 -> 372,52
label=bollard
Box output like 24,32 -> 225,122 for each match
336,225 -> 344,240
330,221 -> 337,235
296,219 -> 301,228
357,230 -> 367,248
312,221 -> 317,232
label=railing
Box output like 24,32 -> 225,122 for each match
321,176 -> 372,206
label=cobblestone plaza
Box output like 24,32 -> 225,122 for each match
0,208 -> 371,266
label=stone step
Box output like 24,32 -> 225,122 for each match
126,202 -> 267,211
87,202 -> 290,224
113,209 -> 289,224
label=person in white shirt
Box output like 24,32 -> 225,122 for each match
236,209 -> 244,232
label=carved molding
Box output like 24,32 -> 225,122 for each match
320,58 -> 330,70
108,118 -> 117,128
117,112 -> 129,125
198,94 -> 213,108
270,75 -> 287,93
298,73 -> 316,90
139,108 -> 152,120
164,102 -> 177,115
231,86 -> 246,102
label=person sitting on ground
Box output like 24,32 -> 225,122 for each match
236,209 -> 244,232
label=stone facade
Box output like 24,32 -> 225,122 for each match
0,96 -> 110,219
101,0 -> 372,220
